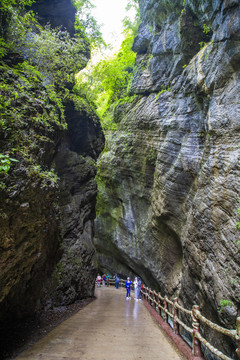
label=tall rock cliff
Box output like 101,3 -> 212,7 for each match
45,98 -> 104,307
95,0 -> 240,355
0,0 -> 104,324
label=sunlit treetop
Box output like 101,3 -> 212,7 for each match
72,0 -> 105,48
75,1 -> 140,131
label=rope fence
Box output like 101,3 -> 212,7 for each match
141,285 -> 240,360
96,277 -> 240,359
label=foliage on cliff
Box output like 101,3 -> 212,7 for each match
0,0 -> 101,183
0,0 -> 33,10
75,1 -> 139,131
73,0 -> 104,48
0,61 -> 65,186
76,33 -> 136,127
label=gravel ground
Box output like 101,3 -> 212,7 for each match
0,298 -> 95,360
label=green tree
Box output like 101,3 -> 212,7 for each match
123,0 -> 140,34
72,0 -> 105,48
75,1 -> 139,130
76,29 -> 136,129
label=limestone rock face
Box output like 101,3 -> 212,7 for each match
0,0 -> 104,322
31,0 -> 76,35
43,100 -> 104,307
0,65 -> 62,321
95,0 -> 240,353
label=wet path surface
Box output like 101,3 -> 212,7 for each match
16,287 -> 184,360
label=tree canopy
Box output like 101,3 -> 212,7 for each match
75,1 -> 140,131
73,0 -> 105,48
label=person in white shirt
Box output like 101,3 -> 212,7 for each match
134,277 -> 138,300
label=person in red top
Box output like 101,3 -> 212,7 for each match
102,274 -> 106,287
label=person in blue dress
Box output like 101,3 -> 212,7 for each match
137,277 -> 142,300
125,277 -> 132,299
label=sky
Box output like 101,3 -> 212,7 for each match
91,0 -> 135,55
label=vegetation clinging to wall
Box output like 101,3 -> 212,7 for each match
75,1 -> 139,132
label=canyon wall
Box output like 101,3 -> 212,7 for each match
0,0 -> 104,322
95,0 -> 240,355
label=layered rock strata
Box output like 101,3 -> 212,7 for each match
0,0 -> 104,323
95,0 -> 240,356
44,100 -> 104,307
31,0 -> 76,35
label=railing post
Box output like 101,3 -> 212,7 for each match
143,285 -> 146,299
236,317 -> 240,358
173,298 -> 179,335
157,293 -> 161,316
192,305 -> 204,358
154,291 -> 157,311
164,296 -> 168,323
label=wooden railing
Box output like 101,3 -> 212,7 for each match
100,278 -> 130,287
141,285 -> 240,360
97,277 -> 240,359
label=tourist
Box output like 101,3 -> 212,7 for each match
125,277 -> 132,299
115,274 -> 120,289
137,277 -> 142,300
102,274 -> 106,287
134,277 -> 138,300
106,273 -> 110,287
97,274 -> 101,287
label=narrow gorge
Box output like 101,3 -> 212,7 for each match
94,0 -> 240,356
0,0 -> 239,359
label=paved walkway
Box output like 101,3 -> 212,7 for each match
16,287 -> 184,360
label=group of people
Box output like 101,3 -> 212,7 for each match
96,274 -> 110,287
96,274 -> 143,301
125,276 -> 142,300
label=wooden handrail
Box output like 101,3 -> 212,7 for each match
141,283 -> 239,360
96,277 -> 239,359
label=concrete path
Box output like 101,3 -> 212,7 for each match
16,287 -> 184,360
